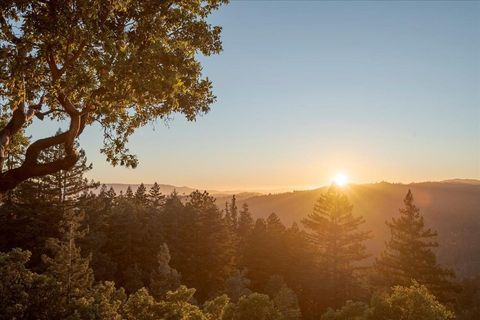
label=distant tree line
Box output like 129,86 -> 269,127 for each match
0,147 -> 479,320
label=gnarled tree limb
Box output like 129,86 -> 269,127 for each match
0,108 -> 87,193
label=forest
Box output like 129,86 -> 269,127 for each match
1,146 -> 479,320
0,1 -> 478,319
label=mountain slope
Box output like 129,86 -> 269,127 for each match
238,181 -> 480,278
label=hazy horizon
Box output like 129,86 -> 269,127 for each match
94,177 -> 480,194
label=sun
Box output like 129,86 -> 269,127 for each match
333,172 -> 349,186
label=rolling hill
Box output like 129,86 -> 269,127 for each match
101,180 -> 480,278
237,181 -> 480,278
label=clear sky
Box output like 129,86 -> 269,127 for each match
29,1 -> 480,191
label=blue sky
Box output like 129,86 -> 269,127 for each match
30,1 -> 480,191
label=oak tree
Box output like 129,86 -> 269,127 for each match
0,0 -> 226,194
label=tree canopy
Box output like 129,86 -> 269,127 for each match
0,0 -> 226,193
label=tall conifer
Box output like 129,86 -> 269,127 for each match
302,186 -> 371,308
375,190 -> 456,301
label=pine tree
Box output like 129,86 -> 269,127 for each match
230,195 -> 238,229
79,185 -> 117,282
273,285 -> 302,320
374,189 -> 456,301
0,137 -> 97,270
134,183 -> 148,205
222,293 -> 283,320
302,186 -> 371,308
224,200 -> 231,223
237,203 -> 254,241
225,269 -> 252,302
224,196 -> 239,231
102,201 -> 150,292
149,243 -> 181,299
148,182 -> 165,209
242,218 -> 271,289
124,186 -> 134,200
265,213 -> 288,276
176,190 -> 235,300
42,210 -> 93,305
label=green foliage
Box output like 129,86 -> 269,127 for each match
0,182 -> 473,319
173,190 -> 235,300
0,0 -> 227,169
71,281 -> 126,320
302,186 -> 371,308
224,269 -> 252,302
374,190 -> 457,301
0,118 -> 29,172
0,248 -> 62,320
225,195 -> 238,230
0,142 -> 95,269
42,211 -> 94,305
203,294 -> 230,320
147,182 -> 165,209
321,301 -> 369,320
149,243 -> 181,299
273,285 -> 302,320
455,277 -> 480,320
123,286 -> 214,320
322,283 -> 454,320
237,203 -> 254,240
32,132 -> 98,206
223,293 -> 283,320
369,282 -> 455,320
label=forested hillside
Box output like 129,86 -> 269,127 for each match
238,181 -> 480,278
1,150 -> 479,319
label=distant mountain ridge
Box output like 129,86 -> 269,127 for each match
440,178 -> 480,185
99,183 -> 261,201
101,179 -> 480,196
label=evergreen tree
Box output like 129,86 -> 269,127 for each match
0,249 -> 60,320
102,201 -> 152,292
224,200 -> 231,224
123,285 -> 224,320
159,191 -> 185,258
265,213 -> 288,277
148,182 -> 165,209
224,269 -> 252,302
302,186 -> 371,308
374,190 -> 456,301
0,140 -> 97,270
273,285 -> 302,320
179,191 -> 235,300
78,185 -> 118,282
125,186 -> 134,200
281,222 -> 317,319
321,282 -> 455,320
149,243 -> 181,299
231,196 -> 238,229
242,218 -> 271,288
134,183 -> 148,205
222,293 -> 283,320
42,210 -> 93,305
73,281 -> 126,320
237,203 -> 254,240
